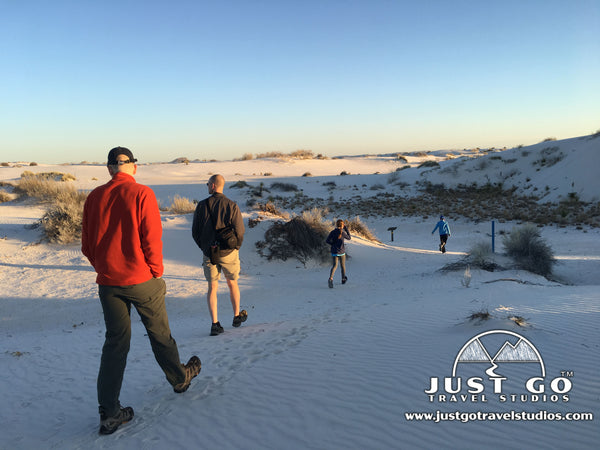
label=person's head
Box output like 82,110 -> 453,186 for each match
207,174 -> 225,194
107,147 -> 137,177
336,219 -> 344,229
440,215 -> 444,221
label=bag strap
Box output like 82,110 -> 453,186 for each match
206,196 -> 217,229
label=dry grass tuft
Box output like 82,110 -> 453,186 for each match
168,195 -> 197,214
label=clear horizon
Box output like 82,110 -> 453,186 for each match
2,0 -> 599,164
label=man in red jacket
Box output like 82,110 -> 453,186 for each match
82,147 -> 201,435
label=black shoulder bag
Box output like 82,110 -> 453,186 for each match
207,198 -> 238,252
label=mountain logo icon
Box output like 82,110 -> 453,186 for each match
452,330 -> 545,378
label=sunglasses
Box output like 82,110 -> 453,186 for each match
116,159 -> 135,165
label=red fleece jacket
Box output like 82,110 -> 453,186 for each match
82,172 -> 164,285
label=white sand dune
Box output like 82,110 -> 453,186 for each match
1,136 -> 598,449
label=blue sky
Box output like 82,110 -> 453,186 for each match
2,0 -> 599,163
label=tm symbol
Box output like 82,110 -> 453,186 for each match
561,371 -> 574,377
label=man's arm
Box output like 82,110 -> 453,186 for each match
140,189 -> 164,278
231,203 -> 245,249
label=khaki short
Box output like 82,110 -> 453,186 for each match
203,249 -> 240,281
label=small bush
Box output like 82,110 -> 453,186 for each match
396,154 -> 408,163
468,241 -> 495,270
230,180 -> 249,189
270,182 -> 299,192
240,153 -> 253,161
256,201 -> 289,219
345,216 -> 379,242
168,195 -> 197,214
468,309 -> 491,323
14,176 -> 77,202
370,184 -> 385,190
255,151 -> 284,159
339,171 -> 350,176
1,162 -> 10,167
289,149 -> 314,159
256,214 -> 330,264
0,190 -> 12,203
502,224 -> 556,276
417,160 -> 440,169
39,190 -> 88,244
302,172 -> 312,177
20,171 -> 76,182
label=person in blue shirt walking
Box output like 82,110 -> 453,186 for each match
326,219 -> 351,288
432,215 -> 451,253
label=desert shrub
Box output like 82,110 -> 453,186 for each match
396,154 -> 408,163
0,190 -> 11,203
168,195 -> 197,214
29,162 -> 38,166
39,190 -> 88,244
14,176 -> 77,202
240,153 -> 253,161
302,172 -> 312,177
468,241 -> 496,270
256,201 -> 289,218
323,181 -> 336,188
1,162 -> 9,167
370,184 -> 385,190
20,171 -> 76,182
270,182 -> 299,192
255,151 -> 284,159
502,224 -> 556,276
230,180 -> 249,189
396,165 -> 411,171
289,149 -> 314,159
468,309 -> 491,323
345,216 -> 379,242
339,171 -> 350,176
417,160 -> 440,169
256,214 -> 330,264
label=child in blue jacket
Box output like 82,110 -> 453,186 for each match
432,215 -> 451,253
326,219 -> 351,288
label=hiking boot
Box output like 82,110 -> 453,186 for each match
232,310 -> 248,327
99,405 -> 134,435
173,356 -> 202,393
210,322 -> 224,336
328,279 -> 333,288
342,276 -> 347,284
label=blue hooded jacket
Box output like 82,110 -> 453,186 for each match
326,227 -> 351,255
432,219 -> 450,236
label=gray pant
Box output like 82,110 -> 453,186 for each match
329,254 -> 347,280
97,277 -> 185,416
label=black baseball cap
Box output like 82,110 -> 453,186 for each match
107,147 -> 138,165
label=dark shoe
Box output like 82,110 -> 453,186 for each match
232,310 -> 248,327
328,279 -> 333,288
99,405 -> 134,435
210,322 -> 224,336
173,356 -> 202,393
342,276 -> 347,284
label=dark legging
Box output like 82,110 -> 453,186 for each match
329,254 -> 346,280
